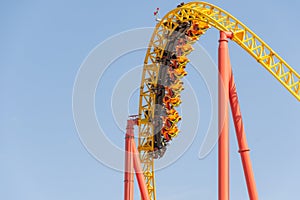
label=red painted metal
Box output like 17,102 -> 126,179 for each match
229,75 -> 259,200
218,31 -> 259,200
131,139 -> 150,200
124,118 -> 150,200
123,31 -> 259,200
218,31 -> 233,200
124,119 -> 135,200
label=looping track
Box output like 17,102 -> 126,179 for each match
137,2 -> 300,199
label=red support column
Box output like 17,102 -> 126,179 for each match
218,31 -> 233,200
218,31 -> 259,200
124,117 -> 150,200
229,75 -> 259,200
124,119 -> 135,200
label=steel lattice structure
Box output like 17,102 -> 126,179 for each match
136,2 -> 300,200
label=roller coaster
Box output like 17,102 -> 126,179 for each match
123,2 -> 300,200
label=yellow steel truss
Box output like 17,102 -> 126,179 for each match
138,2 -> 300,199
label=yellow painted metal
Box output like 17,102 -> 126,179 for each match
138,2 -> 300,199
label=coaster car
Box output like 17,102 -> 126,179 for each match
176,43 -> 194,56
163,94 -> 182,107
165,86 -> 175,97
161,127 -> 172,141
177,55 -> 189,66
173,67 -> 188,78
169,59 -> 179,69
194,20 -> 210,30
169,55 -> 188,69
186,20 -> 210,40
153,145 -> 167,159
169,79 -> 184,92
161,111 -> 181,127
162,124 -> 180,139
164,100 -> 173,110
166,109 -> 182,123
169,60 -> 186,70
168,64 -> 187,79
162,117 -> 175,129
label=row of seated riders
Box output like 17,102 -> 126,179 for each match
151,20 -> 210,156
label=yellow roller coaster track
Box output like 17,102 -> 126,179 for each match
137,2 -> 300,199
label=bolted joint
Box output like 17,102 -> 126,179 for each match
219,31 -> 233,42
125,135 -> 134,139
238,148 -> 250,153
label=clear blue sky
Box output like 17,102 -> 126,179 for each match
1,0 -> 300,200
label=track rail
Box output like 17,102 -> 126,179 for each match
137,2 -> 300,199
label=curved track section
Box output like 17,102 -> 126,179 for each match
137,2 -> 300,199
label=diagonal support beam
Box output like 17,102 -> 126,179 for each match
229,74 -> 259,200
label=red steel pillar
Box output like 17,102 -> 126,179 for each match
229,75 -> 259,200
124,117 -> 150,200
218,31 -> 233,200
218,31 -> 259,200
124,119 -> 135,200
